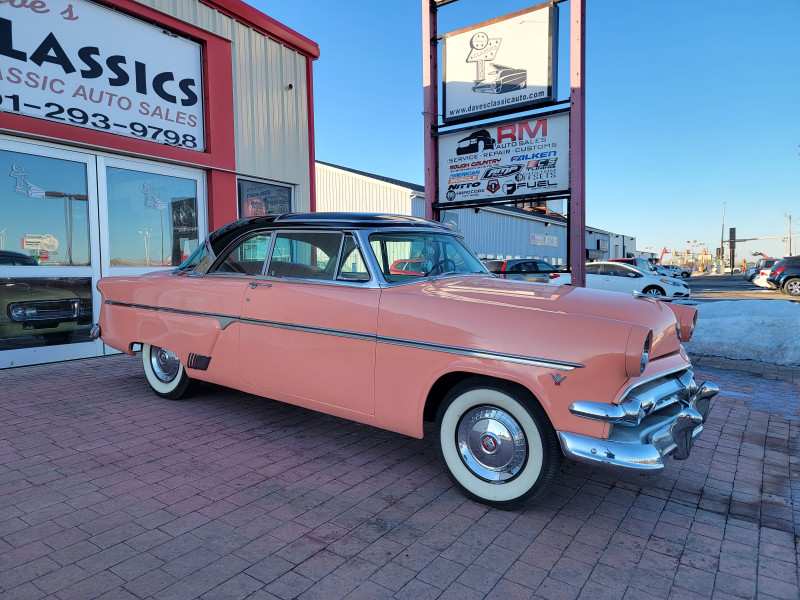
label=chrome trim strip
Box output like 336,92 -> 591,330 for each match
105,300 -> 583,370
105,300 -> 239,330
377,336 -> 583,370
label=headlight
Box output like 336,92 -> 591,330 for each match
10,306 -> 26,320
641,334 -> 651,374
26,307 -> 37,317
625,326 -> 653,377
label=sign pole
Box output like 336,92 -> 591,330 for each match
422,0 -> 439,220
568,0 -> 586,286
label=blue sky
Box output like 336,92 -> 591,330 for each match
251,0 -> 800,262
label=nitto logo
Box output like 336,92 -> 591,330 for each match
482,165 -> 522,179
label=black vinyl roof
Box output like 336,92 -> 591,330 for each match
207,212 -> 453,253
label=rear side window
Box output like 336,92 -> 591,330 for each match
267,231 -> 343,280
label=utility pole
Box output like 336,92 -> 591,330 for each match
788,213 -> 793,256
720,201 -> 725,269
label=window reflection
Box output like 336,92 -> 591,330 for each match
107,168 -> 198,267
0,150 -> 90,266
0,277 -> 93,350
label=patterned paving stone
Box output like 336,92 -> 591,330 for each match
0,355 -> 797,599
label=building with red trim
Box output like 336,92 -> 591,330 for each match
0,0 -> 318,367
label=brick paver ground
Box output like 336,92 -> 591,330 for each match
1,354 -> 797,600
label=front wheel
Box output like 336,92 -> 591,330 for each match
783,278 -> 800,297
642,286 -> 665,296
435,377 -> 561,510
141,343 -> 193,400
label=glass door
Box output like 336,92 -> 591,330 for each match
0,138 -> 102,368
98,157 -> 207,277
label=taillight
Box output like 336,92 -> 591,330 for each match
773,267 -> 786,275
549,273 -> 560,279
501,261 -> 507,278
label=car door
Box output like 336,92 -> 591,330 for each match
239,230 -> 379,416
602,263 -> 642,293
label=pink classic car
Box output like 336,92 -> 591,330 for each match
94,213 -> 718,510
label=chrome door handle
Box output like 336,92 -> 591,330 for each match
249,281 -> 273,288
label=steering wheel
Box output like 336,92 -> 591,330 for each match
425,258 -> 457,276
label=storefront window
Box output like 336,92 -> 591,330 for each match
238,179 -> 292,217
0,277 -> 93,350
1,149 -> 90,266
106,168 -> 198,266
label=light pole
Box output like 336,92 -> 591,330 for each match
0,228 -> 6,251
138,228 -> 152,266
44,191 -> 89,265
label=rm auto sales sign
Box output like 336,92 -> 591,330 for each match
438,112 -> 569,205
0,0 -> 205,151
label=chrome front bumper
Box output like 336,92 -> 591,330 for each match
558,370 -> 719,471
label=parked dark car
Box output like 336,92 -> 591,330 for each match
483,258 -> 570,284
766,255 -> 800,296
0,250 -> 39,266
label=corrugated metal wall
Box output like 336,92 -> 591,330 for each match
134,0 -> 311,210
442,208 -> 569,265
315,163 -> 418,215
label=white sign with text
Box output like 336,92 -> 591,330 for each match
0,0 -> 205,150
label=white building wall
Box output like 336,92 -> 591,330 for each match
315,163 -> 420,215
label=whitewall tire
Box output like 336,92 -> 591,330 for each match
435,376 -> 561,510
141,343 -> 193,400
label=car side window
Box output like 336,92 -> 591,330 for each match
267,231 -> 343,280
337,235 -> 370,282
585,264 -> 601,275
208,234 -> 271,276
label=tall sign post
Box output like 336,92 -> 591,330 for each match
568,0 -> 586,286
422,0 -> 439,220
424,0 -> 586,285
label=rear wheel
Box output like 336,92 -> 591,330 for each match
642,286 -> 665,296
681,271 -> 690,278
141,343 -> 193,400
435,377 -> 561,510
783,278 -> 800,297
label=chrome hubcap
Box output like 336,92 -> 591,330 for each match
150,346 -> 180,383
457,406 -> 527,482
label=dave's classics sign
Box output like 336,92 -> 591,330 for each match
0,0 -> 205,150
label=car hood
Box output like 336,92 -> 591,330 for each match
381,275 -> 681,360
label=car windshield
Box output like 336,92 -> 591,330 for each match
370,232 -> 488,283
174,241 -> 210,274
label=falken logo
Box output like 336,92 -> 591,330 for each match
482,165 -> 522,179
550,373 -> 566,386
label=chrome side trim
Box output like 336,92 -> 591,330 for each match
378,336 -> 583,371
240,318 -> 375,342
105,300 -> 583,371
105,300 -> 239,331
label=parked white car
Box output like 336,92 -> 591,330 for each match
585,262 -> 691,298
658,264 -> 692,278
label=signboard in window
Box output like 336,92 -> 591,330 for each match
0,0 -> 205,150
238,180 -> 291,218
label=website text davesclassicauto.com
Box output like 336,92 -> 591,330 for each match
447,92 -> 545,117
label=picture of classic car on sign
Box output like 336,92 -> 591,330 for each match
94,213 -> 718,510
472,64 -> 527,94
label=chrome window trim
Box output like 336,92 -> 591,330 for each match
105,300 -> 582,370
